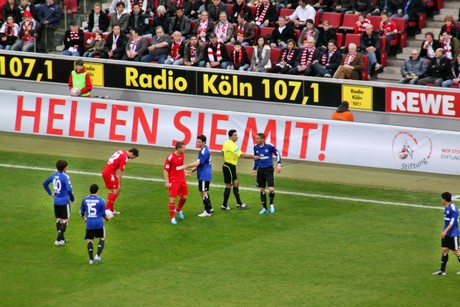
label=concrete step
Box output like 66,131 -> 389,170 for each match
416,28 -> 440,40
439,8 -> 459,16
443,1 -> 460,9
425,20 -> 444,28
407,39 -> 423,47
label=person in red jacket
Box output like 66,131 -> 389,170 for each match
68,59 -> 92,97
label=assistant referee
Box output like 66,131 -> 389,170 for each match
221,129 -> 259,210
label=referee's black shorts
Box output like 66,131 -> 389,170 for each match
222,162 -> 237,184
257,166 -> 275,188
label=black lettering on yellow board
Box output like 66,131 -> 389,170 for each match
342,84 -> 373,110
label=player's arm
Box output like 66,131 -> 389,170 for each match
163,169 -> 170,188
184,160 -> 201,170
116,169 -> 123,188
252,147 -> 258,176
442,213 -> 456,237
80,202 -> 86,223
42,177 -> 54,197
241,152 -> 260,160
274,146 -> 282,173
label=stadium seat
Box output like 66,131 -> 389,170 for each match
259,27 -> 275,40
392,17 -> 407,49
245,45 -> 254,62
338,14 -> 359,34
407,13 -> 426,31
367,16 -> 382,32
319,12 -> 342,29
361,55 -> 368,80
335,32 -> 344,47
342,33 -> 361,51
315,11 -> 321,26
379,36 -> 387,67
295,29 -> 301,42
226,4 -> 233,17
269,47 -> 282,71
249,6 -> 257,19
279,8 -> 295,17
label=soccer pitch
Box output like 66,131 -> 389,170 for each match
0,132 -> 459,306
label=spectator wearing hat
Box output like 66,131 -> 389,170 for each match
11,10 -> 37,52
331,101 -> 354,121
205,33 -> 230,69
68,59 -> 92,97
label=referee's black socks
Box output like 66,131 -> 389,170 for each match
233,187 -> 242,204
223,188 -> 231,205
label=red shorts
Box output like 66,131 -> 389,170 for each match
169,181 -> 188,198
102,171 -> 118,189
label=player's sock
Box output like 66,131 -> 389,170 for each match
223,188 -> 231,205
169,202 -> 176,219
106,192 -> 118,212
441,253 -> 449,271
233,187 -> 242,204
177,198 -> 186,211
87,242 -> 93,260
457,255 -> 460,262
56,222 -> 60,231
269,191 -> 275,205
60,221 -> 67,236
97,239 -> 105,256
203,195 -> 212,213
260,192 -> 267,209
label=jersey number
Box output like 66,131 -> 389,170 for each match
86,203 -> 97,218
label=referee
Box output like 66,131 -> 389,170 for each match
253,133 -> 281,214
221,129 -> 259,210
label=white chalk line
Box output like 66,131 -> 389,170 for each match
0,163 -> 442,211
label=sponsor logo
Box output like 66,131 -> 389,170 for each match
392,131 -> 432,170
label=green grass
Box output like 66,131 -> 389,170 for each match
0,150 -> 457,306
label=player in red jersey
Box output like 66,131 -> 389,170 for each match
163,142 -> 190,225
102,148 -> 139,214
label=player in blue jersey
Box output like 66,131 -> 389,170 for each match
185,135 -> 214,217
433,192 -> 460,275
253,133 -> 281,215
43,160 -> 75,246
80,184 -> 111,265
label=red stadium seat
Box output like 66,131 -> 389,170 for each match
226,4 -> 233,17
315,11 -> 320,26
295,29 -> 301,42
335,32 -> 344,47
269,47 -> 282,70
338,14 -> 359,34
245,45 -> 254,61
249,6 -> 257,19
319,12 -> 342,29
361,55 -> 368,80
342,33 -> 361,49
367,16 -> 382,32
279,8 -> 295,17
391,17 -> 407,49
379,36 -> 387,67
259,27 -> 275,40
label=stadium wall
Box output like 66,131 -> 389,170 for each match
2,90 -> 460,175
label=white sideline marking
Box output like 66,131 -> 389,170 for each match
0,163 -> 442,210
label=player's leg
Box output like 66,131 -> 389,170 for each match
169,183 -> 179,224
257,168 -> 267,213
104,172 -> 119,213
267,168 -> 276,213
433,238 -> 450,275
199,181 -> 213,216
94,228 -> 105,264
175,182 -> 188,220
87,239 -> 94,263
54,205 -> 70,245
222,164 -> 232,210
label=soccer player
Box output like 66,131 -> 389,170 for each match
43,160 -> 75,246
80,184 -> 111,265
253,133 -> 281,214
433,192 -> 460,275
101,148 -> 139,215
184,135 -> 214,217
164,142 -> 189,225
221,129 -> 259,210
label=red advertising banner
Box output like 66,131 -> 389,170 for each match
386,87 -> 460,118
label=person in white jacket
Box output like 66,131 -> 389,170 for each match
248,36 -> 271,72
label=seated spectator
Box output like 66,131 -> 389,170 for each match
146,0 -> 171,18
442,53 -> 460,88
253,0 -> 278,28
18,0 -> 37,21
317,19 -> 335,50
439,31 -> 459,61
288,36 -> 319,75
169,7 -> 191,40
192,11 -> 214,43
439,15 -> 459,39
288,0 -> 316,29
312,39 -> 341,77
205,33 -> 230,69
379,12 -> 397,55
102,24 -> 128,59
298,19 -> 319,48
399,49 -> 427,84
333,43 -> 364,79
248,35 -> 271,72
122,27 -> 147,61
231,0 -> 252,24
417,48 -> 451,87
83,30 -> 106,57
331,101 -> 354,121
3,0 -> 22,24
360,24 -> 382,78
165,31 -> 185,65
183,34 -> 206,67
270,15 -> 296,49
272,0 -> 288,10
214,11 -> 234,44
207,0 -> 228,23
61,22 -> 84,56
351,0 -> 380,16
141,25 -> 171,63
86,2 -> 109,33
390,0 -> 424,23
354,13 -> 370,34
271,38 -> 299,73
385,0 -> 400,17
331,0 -> 352,14
0,14 -> 19,50
109,2 -> 130,33
150,5 -> 170,36
186,0 -> 207,21
230,13 -> 255,46
109,0 -> 131,14
36,0 -> 62,52
420,31 -> 441,60
228,41 -> 250,70
126,3 -> 150,35
11,10 -> 36,52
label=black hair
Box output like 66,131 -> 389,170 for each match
228,129 -> 237,137
56,160 -> 68,172
90,184 -> 99,194
128,148 -> 139,157
197,135 -> 207,143
442,192 -> 452,202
